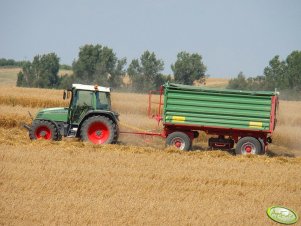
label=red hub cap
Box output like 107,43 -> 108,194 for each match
245,145 -> 252,153
35,126 -> 52,140
241,142 -> 256,154
171,138 -> 185,150
87,122 -> 109,144
175,141 -> 182,148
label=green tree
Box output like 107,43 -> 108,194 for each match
227,72 -> 248,90
285,50 -> 301,90
72,45 -> 101,83
16,53 -> 60,88
263,56 -> 287,90
0,58 -> 16,66
0,58 -> 28,67
16,62 -> 32,87
107,58 -> 127,88
227,50 -> 301,100
59,74 -> 75,89
263,51 -> 301,91
245,75 -> 266,90
72,44 -> 126,88
127,51 -> 165,92
171,51 -> 207,85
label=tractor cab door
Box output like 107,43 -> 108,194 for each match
95,92 -> 111,111
69,90 -> 95,124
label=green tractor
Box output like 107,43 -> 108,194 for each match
24,84 -> 119,144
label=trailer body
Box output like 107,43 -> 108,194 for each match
151,83 -> 279,154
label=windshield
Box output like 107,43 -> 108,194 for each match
76,90 -> 94,107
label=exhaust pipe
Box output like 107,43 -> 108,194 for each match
23,124 -> 31,131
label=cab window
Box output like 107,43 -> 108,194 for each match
96,92 -> 110,110
74,90 -> 94,107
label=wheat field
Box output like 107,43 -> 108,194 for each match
0,68 -> 301,225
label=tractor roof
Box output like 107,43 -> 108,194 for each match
72,84 -> 110,92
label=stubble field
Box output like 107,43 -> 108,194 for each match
0,68 -> 300,225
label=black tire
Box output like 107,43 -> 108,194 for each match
235,137 -> 262,155
258,138 -> 266,155
80,116 -> 117,144
166,132 -> 192,151
29,120 -> 60,141
112,124 -> 119,144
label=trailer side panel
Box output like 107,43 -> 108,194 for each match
163,83 -> 278,132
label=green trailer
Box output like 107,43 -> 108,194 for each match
149,83 -> 279,154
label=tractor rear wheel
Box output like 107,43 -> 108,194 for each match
166,132 -> 192,151
235,137 -> 262,155
80,116 -> 117,144
112,124 -> 119,144
29,120 -> 60,141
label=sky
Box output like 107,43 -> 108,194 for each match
0,0 -> 300,77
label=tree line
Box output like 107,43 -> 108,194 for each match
0,58 -> 27,67
15,44 -> 207,92
227,51 -> 301,99
5,45 -> 301,98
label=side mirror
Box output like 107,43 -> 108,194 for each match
63,90 -> 67,100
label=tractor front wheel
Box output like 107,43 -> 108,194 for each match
29,120 -> 60,141
166,132 -> 192,151
80,116 -> 117,144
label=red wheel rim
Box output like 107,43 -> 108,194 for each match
170,137 -> 185,150
241,142 -> 256,154
87,122 -> 109,144
35,126 -> 52,140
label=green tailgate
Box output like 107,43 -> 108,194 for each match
163,83 -> 277,131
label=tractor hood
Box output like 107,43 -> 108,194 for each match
35,107 -> 68,122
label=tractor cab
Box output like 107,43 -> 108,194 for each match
64,84 -> 112,124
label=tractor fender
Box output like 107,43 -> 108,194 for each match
76,110 -> 119,137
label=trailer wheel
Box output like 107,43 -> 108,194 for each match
166,132 -> 192,151
235,137 -> 262,155
258,138 -> 266,155
80,116 -> 116,144
29,120 -> 60,141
